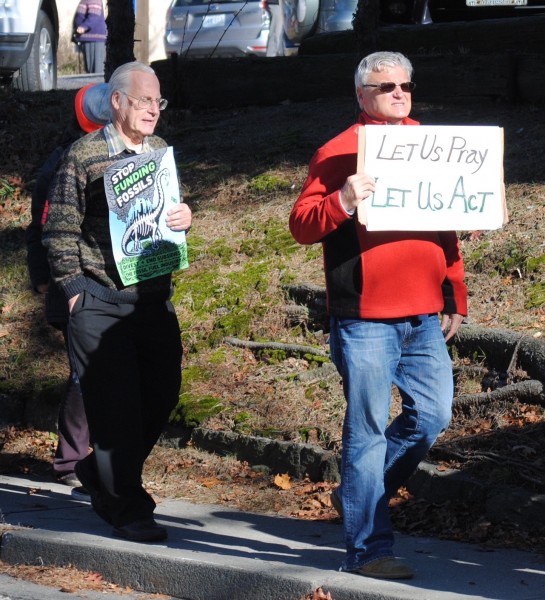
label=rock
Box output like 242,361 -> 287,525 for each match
189,428 -> 341,482
486,487 -> 545,529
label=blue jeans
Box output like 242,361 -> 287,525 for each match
329,314 -> 453,571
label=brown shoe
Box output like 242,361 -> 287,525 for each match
355,557 -> 414,580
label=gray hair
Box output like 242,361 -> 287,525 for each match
108,61 -> 156,106
354,51 -> 413,90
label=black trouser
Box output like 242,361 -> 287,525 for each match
68,291 -> 182,527
53,328 -> 90,478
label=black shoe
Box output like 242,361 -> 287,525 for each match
113,518 -> 167,542
70,486 -> 91,502
74,461 -> 112,525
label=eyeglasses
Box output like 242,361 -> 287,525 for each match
362,82 -> 416,93
121,91 -> 168,111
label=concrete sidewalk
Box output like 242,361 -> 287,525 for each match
1,473 -> 544,600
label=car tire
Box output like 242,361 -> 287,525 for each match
13,10 -> 57,92
280,0 -> 320,45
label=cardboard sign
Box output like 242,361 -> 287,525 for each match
104,147 -> 189,286
357,125 -> 508,231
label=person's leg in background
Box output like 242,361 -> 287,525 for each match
53,329 -> 90,487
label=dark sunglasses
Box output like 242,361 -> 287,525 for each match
362,81 -> 416,93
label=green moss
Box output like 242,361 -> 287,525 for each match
526,282 -> 545,308
173,366 -> 220,427
208,348 -> 227,364
232,411 -> 253,433
298,427 -> 312,442
278,129 -> 302,149
208,311 -> 253,346
185,234 -> 207,262
171,393 -> 223,427
0,375 -> 65,409
304,387 -> 315,400
257,349 -> 287,363
255,427 -> 286,439
208,240 -> 234,263
0,177 -> 16,201
304,354 -> 329,366
182,234 -> 233,265
305,245 -> 322,261
240,218 -> 300,257
497,246 -> 529,275
234,411 -> 251,424
248,173 -> 291,194
171,217 -> 304,353
182,365 -> 211,385
526,254 -> 545,274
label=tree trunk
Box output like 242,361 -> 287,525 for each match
105,0 -> 136,81
453,379 -> 545,412
352,0 -> 379,54
454,324 -> 545,382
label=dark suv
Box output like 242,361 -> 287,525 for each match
0,0 -> 59,91
283,0 -> 545,47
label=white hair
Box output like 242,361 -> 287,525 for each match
108,61 -> 156,107
354,51 -> 413,90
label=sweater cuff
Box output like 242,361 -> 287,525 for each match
60,275 -> 87,301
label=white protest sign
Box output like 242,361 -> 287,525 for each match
357,125 -> 507,231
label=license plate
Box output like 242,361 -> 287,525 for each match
466,0 -> 527,6
202,13 -> 226,27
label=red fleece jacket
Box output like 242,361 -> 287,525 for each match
289,112 -> 468,319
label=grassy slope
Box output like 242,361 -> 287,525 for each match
1,88 -> 545,462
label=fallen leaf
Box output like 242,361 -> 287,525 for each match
274,473 -> 292,490
200,477 -> 220,488
85,572 -> 104,583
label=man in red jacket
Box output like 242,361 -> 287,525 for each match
289,51 -> 467,580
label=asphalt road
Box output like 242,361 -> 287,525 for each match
57,74 -> 105,90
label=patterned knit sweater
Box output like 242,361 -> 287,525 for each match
74,0 -> 107,43
42,129 -> 172,304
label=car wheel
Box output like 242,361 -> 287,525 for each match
280,0 -> 320,45
13,10 -> 57,92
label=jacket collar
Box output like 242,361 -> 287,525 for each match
357,111 -> 420,126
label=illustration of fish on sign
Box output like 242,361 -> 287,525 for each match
104,147 -> 189,286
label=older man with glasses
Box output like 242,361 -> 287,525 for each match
289,51 -> 467,579
43,61 -> 191,542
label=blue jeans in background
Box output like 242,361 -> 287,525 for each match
329,314 -> 453,571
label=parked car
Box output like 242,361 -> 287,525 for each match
281,0 -> 545,47
279,0 -> 429,47
425,0 -> 545,22
164,0 -> 271,58
0,0 -> 58,91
